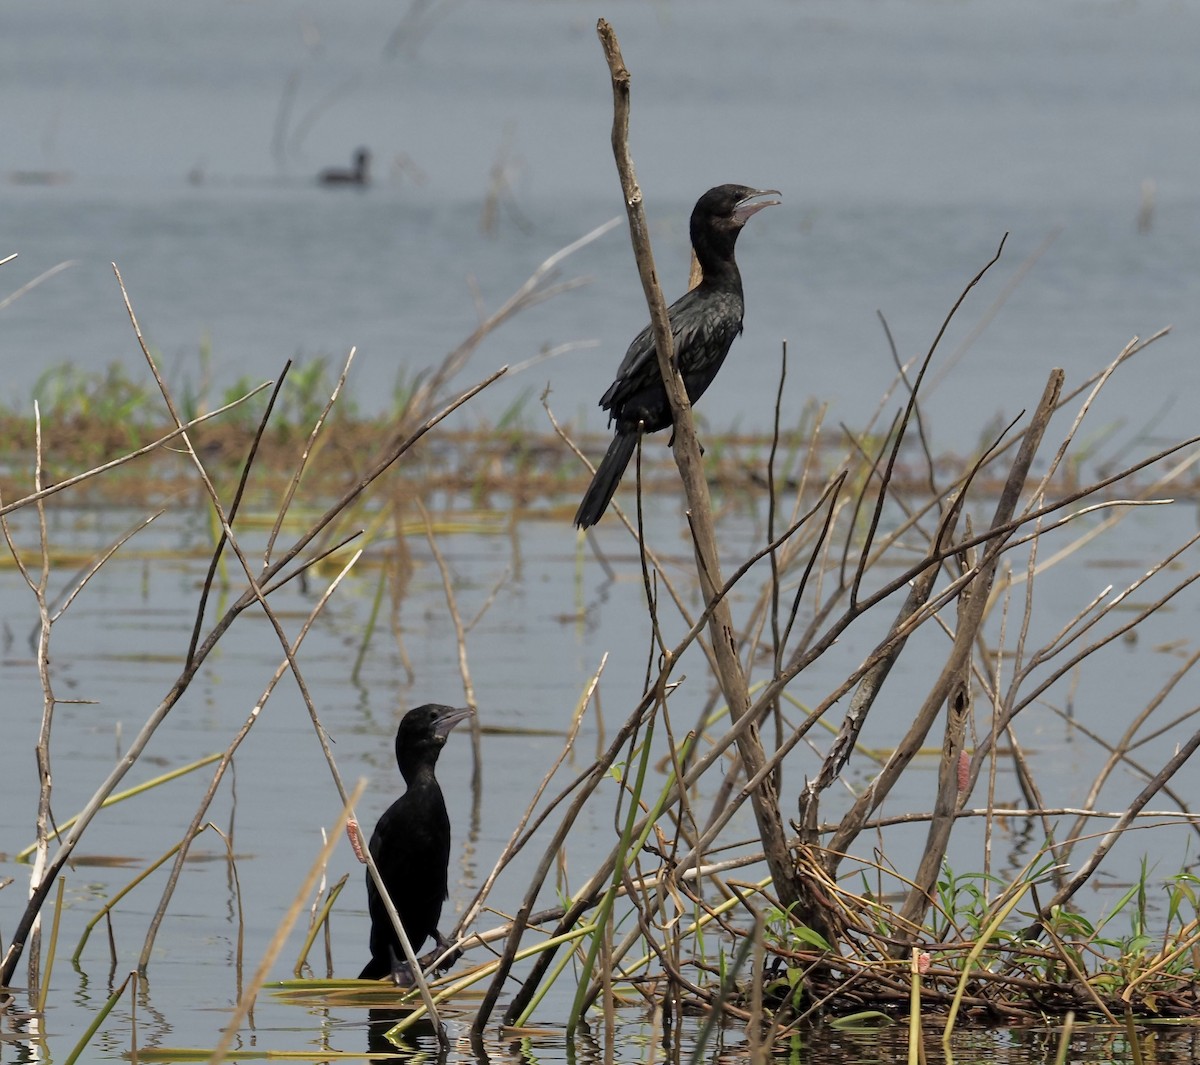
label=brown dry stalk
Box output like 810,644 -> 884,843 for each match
263,346 -> 357,567
480,687 -> 659,1029
136,550 -> 363,970
889,372 -> 1063,930
455,655 -> 606,940
596,16 -> 799,924
209,781 -> 369,1064
0,285 -> 506,990
0,386 -> 273,519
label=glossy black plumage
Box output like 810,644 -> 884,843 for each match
359,703 -> 470,984
573,184 -> 780,528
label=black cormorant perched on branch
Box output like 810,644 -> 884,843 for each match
573,184 -> 780,528
359,703 -> 471,984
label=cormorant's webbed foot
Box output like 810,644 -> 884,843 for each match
422,930 -> 461,974
387,949 -> 416,987
381,933 -> 460,986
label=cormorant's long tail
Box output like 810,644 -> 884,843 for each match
574,432 -> 638,528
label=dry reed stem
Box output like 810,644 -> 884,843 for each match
550,393 -> 723,682
928,228 -> 1061,394
1038,917 -> 1117,1023
45,510 -> 165,627
635,440 -> 672,669
263,346 -> 357,567
455,655 -> 607,938
968,529 -> 1200,797
771,331 -> 1174,688
15,754 -> 221,864
1053,694 -> 1200,843
183,356 -> 289,669
209,780 -> 369,1065
796,483 -> 955,842
417,498 -> 485,780
740,426 -> 1200,768
741,349 -> 831,690
1074,651 -> 1200,817
549,309 -> 1200,1007
115,268 -> 371,966
1024,336 -> 1144,506
984,576 -> 1011,889
73,824 -> 217,962
20,403 -> 52,996
416,497 -> 492,973
598,18 -> 798,927
879,313 -> 940,508
0,259 -> 78,313
0,384 -> 273,518
862,413 -> 1040,898
396,215 -> 617,436
137,549 -> 363,969
491,688 -> 663,1027
1020,728 -> 1200,940
844,236 -> 1009,620
764,341 -> 789,792
0,275 -> 505,988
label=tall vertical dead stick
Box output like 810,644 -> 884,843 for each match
595,19 -> 798,916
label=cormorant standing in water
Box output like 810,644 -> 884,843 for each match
573,184 -> 780,528
319,148 -> 370,187
359,703 -> 471,984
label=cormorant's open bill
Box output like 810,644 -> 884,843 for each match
574,185 -> 780,528
359,703 -> 472,984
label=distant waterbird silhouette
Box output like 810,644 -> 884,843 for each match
319,148 -> 370,188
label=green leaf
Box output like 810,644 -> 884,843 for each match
789,924 -> 833,951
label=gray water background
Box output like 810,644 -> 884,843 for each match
2,1 -> 1200,1059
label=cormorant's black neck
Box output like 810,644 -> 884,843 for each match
398,747 -> 442,789
401,761 -> 440,790
690,219 -> 744,293
396,732 -> 446,789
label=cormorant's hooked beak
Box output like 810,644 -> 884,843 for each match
434,705 -> 473,739
733,189 -> 782,224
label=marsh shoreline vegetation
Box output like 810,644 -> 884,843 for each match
3,286 -> 1198,1059
3,363 -> 1197,520
5,26 -> 1200,1062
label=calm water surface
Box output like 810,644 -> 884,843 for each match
3,1 -> 1200,1061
